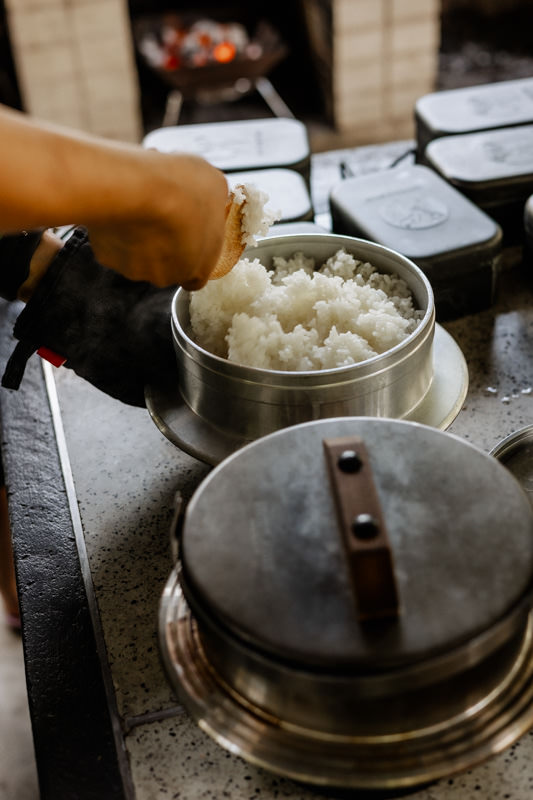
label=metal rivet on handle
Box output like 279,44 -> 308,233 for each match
352,513 -> 379,540
337,450 -> 362,473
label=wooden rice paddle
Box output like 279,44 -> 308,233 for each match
209,190 -> 246,280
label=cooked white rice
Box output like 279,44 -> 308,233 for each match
189,249 -> 423,371
233,184 -> 281,247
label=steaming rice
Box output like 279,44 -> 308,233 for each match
190,249 -> 422,371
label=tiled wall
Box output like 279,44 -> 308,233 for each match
441,0 -> 523,12
331,0 -> 441,146
4,0 -> 440,148
4,0 -> 142,142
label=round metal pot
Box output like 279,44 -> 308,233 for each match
171,234 -> 435,440
160,417 -> 533,790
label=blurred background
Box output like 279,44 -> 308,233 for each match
1,0 -> 532,152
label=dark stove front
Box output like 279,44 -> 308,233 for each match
126,1 -> 328,130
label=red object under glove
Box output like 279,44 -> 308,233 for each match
37,346 -> 66,368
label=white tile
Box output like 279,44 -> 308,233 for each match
389,51 -> 439,87
22,88 -> 86,129
335,28 -> 384,63
391,18 -> 441,56
86,101 -> 142,142
334,0 -> 385,32
12,42 -> 77,88
334,89 -> 384,127
7,6 -> 71,48
391,0 -> 441,22
4,0 -> 64,10
335,59 -> 384,95
70,0 -> 131,44
390,82 -> 435,117
76,34 -> 136,77
82,70 -> 138,109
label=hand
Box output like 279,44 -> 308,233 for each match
0,105 -> 229,290
85,151 -> 229,290
17,230 -> 63,302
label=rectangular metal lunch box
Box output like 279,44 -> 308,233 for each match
143,117 -> 311,182
415,77 -> 533,154
424,125 -> 533,246
329,164 -> 502,321
226,167 -> 313,223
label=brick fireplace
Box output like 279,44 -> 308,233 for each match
4,0 -> 142,142
304,0 -> 441,148
3,0 -> 442,149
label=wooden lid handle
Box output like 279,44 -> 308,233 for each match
323,436 -> 400,622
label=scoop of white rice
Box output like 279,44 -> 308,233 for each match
233,184 -> 281,247
189,249 -> 423,371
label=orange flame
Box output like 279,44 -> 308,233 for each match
213,41 -> 237,63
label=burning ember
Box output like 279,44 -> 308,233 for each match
139,16 -> 263,71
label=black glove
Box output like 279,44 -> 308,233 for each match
0,229 -> 44,301
1,227 -> 178,407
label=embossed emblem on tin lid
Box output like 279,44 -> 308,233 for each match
378,191 -> 449,230
483,130 -> 533,168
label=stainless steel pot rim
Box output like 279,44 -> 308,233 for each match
146,323 -> 469,465
159,575 -> 533,790
172,295 -> 434,381
177,547 -> 533,693
172,231 -> 434,381
176,330 -> 435,391
173,313 -> 435,387
490,424 -> 533,459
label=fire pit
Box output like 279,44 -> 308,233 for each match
133,14 -> 288,99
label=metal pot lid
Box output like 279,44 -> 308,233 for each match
180,418 -> 533,671
491,424 -> 533,506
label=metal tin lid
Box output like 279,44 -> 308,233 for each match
142,118 -> 310,174
329,164 -> 501,275
267,220 -> 328,236
491,425 -> 533,507
181,418 -> 533,671
425,125 -> 533,206
525,194 -> 533,260
415,77 -> 533,139
227,168 -> 313,223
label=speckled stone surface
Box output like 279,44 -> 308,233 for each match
126,718 -> 533,800
50,256 -> 533,800
53,370 -> 210,719
47,143 -> 533,798
126,713 -> 338,800
446,266 -> 533,453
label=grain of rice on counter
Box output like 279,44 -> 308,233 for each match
190,249 -> 423,371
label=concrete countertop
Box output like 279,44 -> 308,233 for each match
3,142 -> 533,799
48,257 -> 533,800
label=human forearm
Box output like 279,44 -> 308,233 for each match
0,105 -> 229,287
0,105 -> 144,230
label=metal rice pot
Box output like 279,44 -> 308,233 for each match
171,234 -> 435,441
160,417 -> 533,790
